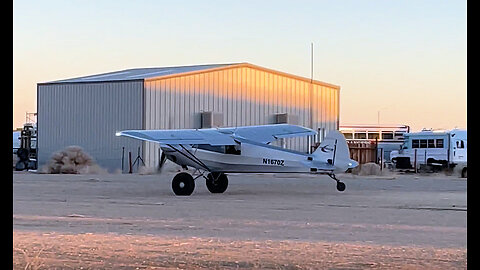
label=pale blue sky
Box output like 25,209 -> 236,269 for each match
13,0 -> 466,131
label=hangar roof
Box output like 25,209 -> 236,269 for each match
45,63 -> 238,84
40,62 -> 339,89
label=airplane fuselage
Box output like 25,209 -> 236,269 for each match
161,139 -> 338,174
117,125 -> 358,195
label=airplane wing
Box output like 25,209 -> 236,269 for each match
117,124 -> 316,145
116,129 -> 237,145
218,124 -> 316,144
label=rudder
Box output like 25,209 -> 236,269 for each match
313,130 -> 356,171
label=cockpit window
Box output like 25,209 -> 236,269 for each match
195,144 -> 241,155
196,144 -> 225,153
225,145 -> 241,155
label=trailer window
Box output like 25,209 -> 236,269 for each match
382,132 -> 394,140
428,139 -> 435,148
436,139 -> 444,148
368,133 -> 379,140
412,140 -> 419,148
394,132 -> 404,138
342,132 -> 353,139
355,133 -> 366,139
419,140 -> 427,148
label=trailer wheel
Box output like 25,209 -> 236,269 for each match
461,167 -> 467,178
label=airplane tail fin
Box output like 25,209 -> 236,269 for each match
313,130 -> 358,171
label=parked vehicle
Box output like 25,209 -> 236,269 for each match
14,123 -> 37,171
340,124 -> 410,163
390,129 -> 467,177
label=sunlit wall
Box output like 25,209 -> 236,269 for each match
143,64 -> 339,168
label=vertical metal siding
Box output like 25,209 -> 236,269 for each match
37,81 -> 143,171
143,67 -> 339,168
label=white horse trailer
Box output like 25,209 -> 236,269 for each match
340,124 -> 410,163
390,129 -> 467,177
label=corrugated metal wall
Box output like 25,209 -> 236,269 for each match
143,66 -> 339,168
37,81 -> 144,171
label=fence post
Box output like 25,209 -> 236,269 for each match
129,151 -> 132,174
121,147 -> 125,173
380,148 -> 384,171
414,149 -> 417,173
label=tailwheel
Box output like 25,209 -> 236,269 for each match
206,172 -> 228,193
328,173 -> 346,192
336,181 -> 346,192
172,172 -> 195,196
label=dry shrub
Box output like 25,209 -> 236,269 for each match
352,162 -> 389,176
40,146 -> 107,174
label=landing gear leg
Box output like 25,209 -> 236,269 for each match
328,173 -> 346,192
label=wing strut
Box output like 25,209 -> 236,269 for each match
166,144 -> 211,172
179,145 -> 212,171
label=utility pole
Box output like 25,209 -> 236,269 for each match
309,42 -> 314,153
311,42 -> 314,84
310,42 -> 314,128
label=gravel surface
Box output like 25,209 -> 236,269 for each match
13,170 -> 467,269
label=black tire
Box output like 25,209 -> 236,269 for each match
462,167 -> 467,178
395,157 -> 412,169
15,161 -> 26,171
16,148 -> 29,161
206,172 -> 228,193
171,172 -> 195,196
336,182 -> 346,192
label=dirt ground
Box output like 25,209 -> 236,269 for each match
13,231 -> 466,269
13,170 -> 467,269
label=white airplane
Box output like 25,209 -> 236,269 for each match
116,124 -> 358,196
